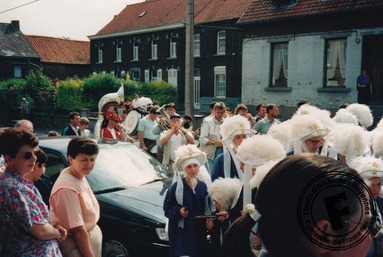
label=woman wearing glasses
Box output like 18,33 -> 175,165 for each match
0,128 -> 66,256
221,154 -> 374,257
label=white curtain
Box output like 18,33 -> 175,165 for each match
272,44 -> 288,83
326,39 -> 346,80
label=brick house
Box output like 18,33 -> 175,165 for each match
0,20 -> 40,80
89,0 -> 253,112
238,0 -> 383,118
26,35 -> 91,79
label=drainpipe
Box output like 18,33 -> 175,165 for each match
28,59 -> 43,71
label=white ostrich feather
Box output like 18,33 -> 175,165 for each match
249,160 -> 279,189
377,117 -> 383,129
208,178 -> 241,209
348,156 -> 383,179
174,144 -> 207,172
294,104 -> 320,116
220,115 -> 252,141
267,119 -> 293,150
236,135 -> 286,167
289,115 -> 329,141
327,123 -> 370,158
332,109 -> 358,125
346,103 -> 374,128
373,128 -> 383,157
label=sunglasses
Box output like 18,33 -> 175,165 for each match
22,151 -> 36,160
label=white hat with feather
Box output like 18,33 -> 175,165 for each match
346,103 -> 374,128
208,178 -> 241,209
326,123 -> 371,163
332,108 -> 359,125
348,156 -> 383,181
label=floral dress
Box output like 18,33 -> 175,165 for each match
0,169 -> 62,256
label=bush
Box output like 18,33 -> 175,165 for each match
25,70 -> 55,113
55,78 -> 83,113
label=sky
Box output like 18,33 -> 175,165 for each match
0,0 -> 144,41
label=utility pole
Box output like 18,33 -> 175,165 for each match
185,0 -> 195,120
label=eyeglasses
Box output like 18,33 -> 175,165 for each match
345,217 -> 382,238
22,151 -> 36,160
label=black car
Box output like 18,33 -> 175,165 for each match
37,136 -> 171,257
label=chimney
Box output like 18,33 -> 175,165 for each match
11,20 -> 20,31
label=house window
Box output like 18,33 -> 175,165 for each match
270,42 -> 288,87
194,69 -> 201,109
14,65 -> 22,78
214,66 -> 226,98
97,45 -> 103,63
157,69 -> 162,80
151,39 -> 158,59
194,34 -> 200,57
217,31 -> 226,55
130,68 -> 141,81
115,42 -> 122,62
325,38 -> 347,87
170,37 -> 177,58
145,69 -> 150,82
168,68 -> 178,87
132,42 -> 139,61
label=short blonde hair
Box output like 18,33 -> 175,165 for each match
80,117 -> 90,125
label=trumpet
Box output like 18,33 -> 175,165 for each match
181,115 -> 193,132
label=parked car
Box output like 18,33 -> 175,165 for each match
37,136 -> 171,257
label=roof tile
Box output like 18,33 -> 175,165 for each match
26,35 -> 90,64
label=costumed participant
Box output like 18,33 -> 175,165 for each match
372,128 -> 383,158
211,115 -> 255,181
220,154 -> 375,257
100,111 -> 124,140
326,123 -> 371,164
267,119 -> 294,151
207,178 -> 241,257
287,115 -> 330,156
163,144 -> 210,257
292,104 -> 336,131
349,156 -> 383,257
346,103 -> 374,129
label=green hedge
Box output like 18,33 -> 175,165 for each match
0,72 -> 178,116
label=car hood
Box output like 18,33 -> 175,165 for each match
96,179 -> 171,224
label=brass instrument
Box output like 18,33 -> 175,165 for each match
156,104 -> 171,131
94,83 -> 125,137
181,114 -> 193,133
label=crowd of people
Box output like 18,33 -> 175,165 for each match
3,93 -> 383,257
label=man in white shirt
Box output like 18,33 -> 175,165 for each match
137,106 -> 160,158
199,102 -> 227,173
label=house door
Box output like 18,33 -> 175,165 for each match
362,35 -> 383,105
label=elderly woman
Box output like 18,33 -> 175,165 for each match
0,128 -> 66,256
221,154 -> 374,257
163,144 -> 209,257
50,137 -> 102,257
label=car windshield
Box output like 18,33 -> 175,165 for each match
87,144 -> 170,193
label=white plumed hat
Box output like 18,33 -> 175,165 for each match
346,103 -> 374,128
249,160 -> 279,189
348,156 -> 383,180
220,115 -> 255,142
236,135 -> 286,167
290,115 -> 329,142
327,123 -> 370,161
372,128 -> 383,157
208,178 -> 241,209
293,105 -> 336,130
332,108 -> 358,125
267,119 -> 293,150
174,144 -> 207,172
